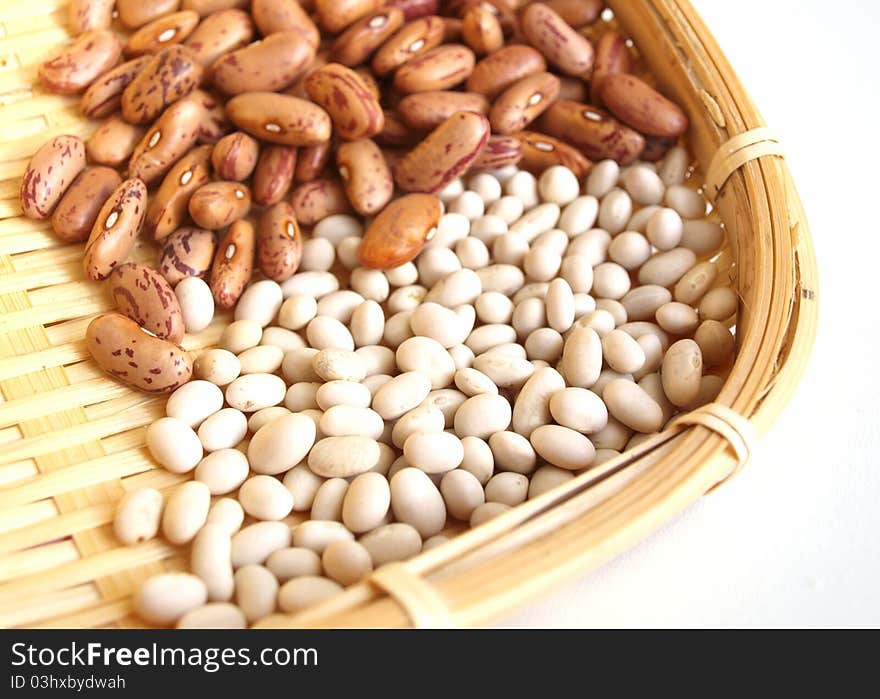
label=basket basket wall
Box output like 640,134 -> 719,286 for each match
0,0 -> 818,628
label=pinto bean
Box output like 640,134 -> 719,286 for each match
336,139 -> 393,216
86,312 -> 193,394
158,227 -> 217,286
109,262 -> 185,343
19,135 -> 86,220
393,111 -> 490,193
210,219 -> 255,309
258,202 -> 303,282
51,166 -> 122,242
39,30 -> 122,95
82,178 -> 148,281
145,145 -> 213,241
252,145 -> 298,206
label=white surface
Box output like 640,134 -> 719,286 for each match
503,0 -> 880,628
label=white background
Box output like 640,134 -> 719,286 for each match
504,0 -> 880,627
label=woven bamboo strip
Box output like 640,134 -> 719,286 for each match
0,460 -> 37,487
0,505 -> 103,555
1,585 -> 100,629
0,540 -> 79,582
0,449 -> 154,508
11,244 -> 84,271
0,539 -> 176,606
0,499 -> 57,536
0,261 -> 82,294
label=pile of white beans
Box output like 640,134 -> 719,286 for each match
120,148 -> 738,628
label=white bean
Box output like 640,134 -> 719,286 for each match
234,280 -> 283,327
530,424 -> 596,470
195,448 -> 250,494
146,417 -> 203,473
162,481 -> 211,545
166,380 -> 224,428
390,467 -> 446,538
176,276 -> 215,333
454,393 -> 512,438
194,348 -> 240,386
342,472 -> 391,533
238,475 -> 295,521
135,574 -> 207,625
248,412 -> 316,474
114,488 -> 163,545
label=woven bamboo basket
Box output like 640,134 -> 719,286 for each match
0,0 -> 818,629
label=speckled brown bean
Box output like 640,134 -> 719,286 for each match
332,8 -> 405,67
471,135 -> 523,172
188,182 -> 251,229
290,179 -> 352,226
285,51 -> 331,100
69,0 -> 116,33
295,142 -> 331,183
545,0 -> 602,26
386,0 -> 438,20
590,29 -> 631,104
86,116 -> 145,167
538,100 -> 645,165
87,312 -> 193,393
252,146 -> 298,206
124,11 -> 200,57
461,6 -> 503,55
371,16 -> 445,77
443,17 -> 464,42
393,44 -> 475,93
182,0 -> 248,16
516,131 -> 591,178
80,56 -> 151,119
158,227 -> 217,285
393,111 -> 490,193
20,135 -> 86,220
397,91 -> 489,131
451,0 -> 516,33
39,31 -> 122,95
557,76 -> 587,102
209,132 -> 257,182
315,0 -> 382,34
359,194 -> 441,269
145,145 -> 213,241
521,3 -> 594,77
376,111 -> 421,148
82,178 -> 148,281
210,219 -> 255,309
109,263 -> 185,343
183,9 -> 255,69
252,0 -> 320,47
490,72 -> 560,135
185,90 -> 231,144
117,0 -> 181,29
51,166 -> 122,242
225,92 -> 332,146
305,64 -> 385,141
641,135 -> 677,162
466,45 -> 547,99
257,202 -> 303,282
336,139 -> 393,216
599,73 -> 689,138
129,99 -> 203,185
121,45 -> 203,124
211,33 -> 315,95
